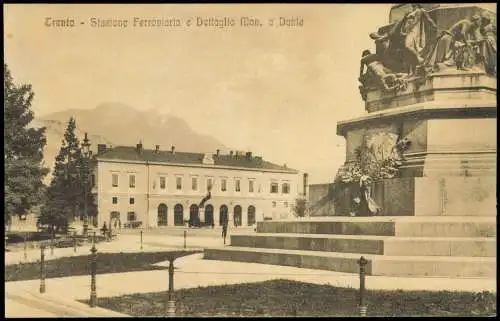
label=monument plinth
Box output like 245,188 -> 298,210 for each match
203,4 -> 496,280
334,3 -> 496,217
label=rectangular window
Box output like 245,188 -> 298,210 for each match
129,197 -> 135,205
112,174 -> 118,187
112,197 -> 118,204
192,177 -> 198,191
207,178 -> 213,191
249,180 -> 255,193
91,174 -> 96,187
221,178 -> 227,192
235,178 -> 241,192
160,176 -> 166,190
282,183 -> 290,194
270,182 -> 279,194
176,176 -> 182,190
127,211 -> 136,221
129,175 -> 136,188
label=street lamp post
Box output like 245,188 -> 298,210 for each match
81,133 -> 92,236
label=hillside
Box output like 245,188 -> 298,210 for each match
33,103 -> 227,184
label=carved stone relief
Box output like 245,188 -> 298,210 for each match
358,5 -> 497,98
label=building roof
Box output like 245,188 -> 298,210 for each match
95,146 -> 299,173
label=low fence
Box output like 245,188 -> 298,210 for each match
33,233 -> 371,317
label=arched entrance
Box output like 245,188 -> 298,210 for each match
189,204 -> 200,227
205,204 -> 214,227
247,205 -> 256,226
110,211 -> 121,229
234,205 -> 242,227
219,205 -> 228,226
174,204 -> 184,226
157,204 -> 168,227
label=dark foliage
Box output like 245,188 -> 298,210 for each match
5,250 -> 199,282
4,64 -> 49,228
92,279 -> 496,317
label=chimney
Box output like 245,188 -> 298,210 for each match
155,145 -> 160,153
229,150 -> 234,157
245,151 -> 252,159
303,173 -> 309,198
97,144 -> 107,154
216,149 -> 220,157
171,145 -> 176,155
136,142 -> 143,154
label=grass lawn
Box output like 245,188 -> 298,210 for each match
89,279 -> 496,317
5,250 -> 200,282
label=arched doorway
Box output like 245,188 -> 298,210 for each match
110,211 -> 121,229
189,204 -> 200,227
234,205 -> 242,227
247,205 -> 256,226
157,204 -> 168,227
174,204 -> 184,226
205,204 -> 214,227
219,205 -> 228,226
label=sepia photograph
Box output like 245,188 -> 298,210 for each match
4,2 -> 497,317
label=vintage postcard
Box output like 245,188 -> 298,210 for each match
4,3 -> 496,317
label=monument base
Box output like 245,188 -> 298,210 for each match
204,216 -> 496,278
333,175 -> 496,217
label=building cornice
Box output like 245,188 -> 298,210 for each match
95,158 -> 300,175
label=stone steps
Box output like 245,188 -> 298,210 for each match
230,233 -> 496,257
257,217 -> 496,237
204,217 -> 496,278
204,246 -> 496,278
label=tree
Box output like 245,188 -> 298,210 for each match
75,148 -> 98,226
39,117 -> 83,233
4,64 -> 49,229
293,198 -> 308,218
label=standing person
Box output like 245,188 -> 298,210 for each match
479,12 -> 496,75
102,222 -> 108,237
424,15 -> 482,71
359,175 -> 382,216
222,220 -> 228,245
453,41 -> 468,70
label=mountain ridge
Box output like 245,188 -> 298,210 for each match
35,103 -> 228,184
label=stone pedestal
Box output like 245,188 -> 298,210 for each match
339,70 -> 497,181
202,4 -> 497,280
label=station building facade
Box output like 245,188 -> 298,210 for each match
93,143 -> 305,229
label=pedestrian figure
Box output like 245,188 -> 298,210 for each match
102,222 -> 108,236
222,221 -> 228,245
359,175 -> 382,216
114,219 -> 117,229
118,219 -> 121,230
453,41 -> 468,70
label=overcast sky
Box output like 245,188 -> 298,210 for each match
3,4 -> 424,184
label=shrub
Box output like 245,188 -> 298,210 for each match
293,198 -> 308,217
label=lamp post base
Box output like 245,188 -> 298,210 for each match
359,305 -> 367,316
167,300 -> 176,316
